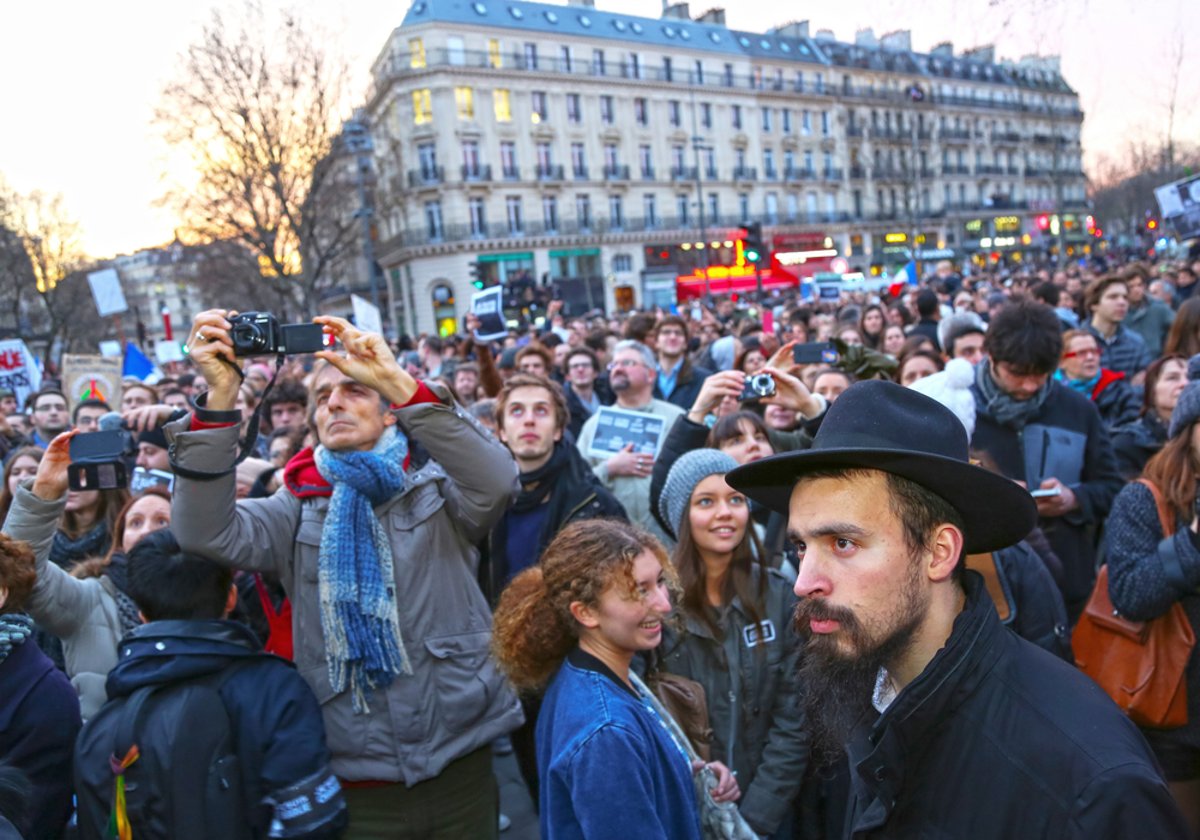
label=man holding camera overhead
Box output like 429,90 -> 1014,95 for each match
164,310 -> 522,839
574,339 -> 683,544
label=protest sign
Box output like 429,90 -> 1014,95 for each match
154,341 -> 184,365
586,406 -> 667,460
62,354 -> 123,412
87,268 -> 128,317
351,294 -> 383,335
0,339 -> 42,409
1155,173 -> 1200,241
471,287 -> 508,341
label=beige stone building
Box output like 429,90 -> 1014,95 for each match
365,0 -> 1088,336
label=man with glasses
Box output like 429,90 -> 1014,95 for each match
28,390 -> 70,448
576,340 -> 683,542
71,398 -> 110,433
562,347 -> 613,440
652,315 -> 712,410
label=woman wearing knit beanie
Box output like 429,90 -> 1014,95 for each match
1107,353 -> 1200,833
656,449 -> 807,837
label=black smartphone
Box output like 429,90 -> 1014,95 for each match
793,342 -> 839,365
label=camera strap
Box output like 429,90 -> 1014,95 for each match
169,353 -> 286,482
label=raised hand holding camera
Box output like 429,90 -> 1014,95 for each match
186,309 -> 241,411
313,315 -> 418,406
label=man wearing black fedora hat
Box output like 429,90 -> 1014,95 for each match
728,379 -> 1185,839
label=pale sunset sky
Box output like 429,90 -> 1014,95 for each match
0,0 -> 1195,258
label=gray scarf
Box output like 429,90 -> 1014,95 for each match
974,361 -> 1051,430
0,613 -> 33,664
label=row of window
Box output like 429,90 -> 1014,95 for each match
412,139 -> 841,182
412,86 -> 832,134
419,190 -> 842,239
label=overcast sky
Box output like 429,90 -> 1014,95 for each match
0,0 -> 1194,257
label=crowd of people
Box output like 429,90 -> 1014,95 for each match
1,248 -> 1200,839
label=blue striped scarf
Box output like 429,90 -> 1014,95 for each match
314,426 -> 412,713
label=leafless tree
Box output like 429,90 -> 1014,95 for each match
155,2 -> 358,319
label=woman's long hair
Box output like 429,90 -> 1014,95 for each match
670,477 -> 767,639
707,411 -> 775,460
1142,429 -> 1199,520
491,519 -> 675,692
0,445 -> 43,524
858,304 -> 886,350
61,486 -> 129,542
1164,299 -> 1200,360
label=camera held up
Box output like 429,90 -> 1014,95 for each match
229,312 -> 325,357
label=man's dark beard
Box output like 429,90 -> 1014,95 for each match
793,575 -> 927,766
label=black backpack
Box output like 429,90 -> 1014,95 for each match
74,665 -> 254,840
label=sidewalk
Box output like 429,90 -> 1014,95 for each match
496,751 -> 539,839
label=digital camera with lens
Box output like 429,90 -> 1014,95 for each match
740,373 -> 777,402
68,423 -> 137,491
229,311 -> 325,357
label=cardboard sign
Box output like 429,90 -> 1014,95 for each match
587,406 -> 667,461
471,287 -> 508,341
61,354 -> 123,412
351,294 -> 383,335
0,339 -> 42,409
154,341 -> 184,364
86,268 -> 128,317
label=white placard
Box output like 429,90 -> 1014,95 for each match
86,268 -> 128,317
0,339 -> 42,409
586,406 -> 667,461
154,341 -> 185,364
98,341 -> 123,358
351,294 -> 383,335
471,287 -> 508,341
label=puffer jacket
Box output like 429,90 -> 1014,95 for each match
657,567 -> 807,835
165,387 -> 523,785
2,484 -> 127,720
1112,412 -> 1168,481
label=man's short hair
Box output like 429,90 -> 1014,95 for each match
983,299 -> 1064,375
422,335 -> 444,354
262,377 -> 308,416
494,374 -> 569,433
514,343 -> 553,371
916,289 -> 939,318
584,330 -> 611,354
0,533 -> 36,615
72,398 -> 111,424
1032,282 -> 1061,307
454,361 -> 479,378
939,314 -> 986,358
612,339 -> 657,370
655,314 -> 689,340
127,530 -> 233,622
1084,275 -> 1128,314
1120,263 -> 1151,284
623,312 -> 657,343
565,346 -> 600,373
30,388 -> 67,412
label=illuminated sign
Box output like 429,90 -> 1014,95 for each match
775,248 -> 839,266
964,219 -> 984,234
884,232 -> 908,244
993,216 -> 1021,234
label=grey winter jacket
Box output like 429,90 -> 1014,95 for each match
2,484 -> 123,720
657,567 -> 807,834
164,390 -> 524,785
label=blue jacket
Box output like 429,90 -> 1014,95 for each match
103,620 -> 346,839
0,635 -> 80,840
537,650 -> 700,840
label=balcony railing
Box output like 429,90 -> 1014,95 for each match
849,165 -> 868,180
991,131 -> 1022,143
460,164 -> 492,182
732,166 -> 758,181
640,166 -> 656,180
669,166 -> 698,181
572,166 -> 589,180
976,165 -> 1005,175
822,168 -> 845,181
535,164 -> 565,181
407,166 -> 444,187
942,165 -> 972,175
940,129 -> 972,141
602,165 -> 630,181
500,166 -> 520,181
785,167 -> 816,182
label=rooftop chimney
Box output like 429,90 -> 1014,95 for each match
963,44 -> 995,64
662,2 -> 691,20
696,7 -> 725,24
930,41 -> 953,58
772,20 -> 810,39
879,30 -> 912,52
854,28 -> 877,48
814,28 -> 835,42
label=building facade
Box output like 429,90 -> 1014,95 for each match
365,0 -> 1088,336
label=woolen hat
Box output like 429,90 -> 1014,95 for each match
1168,354 -> 1200,439
659,449 -> 739,541
726,379 -> 1037,554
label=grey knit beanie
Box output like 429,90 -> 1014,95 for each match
658,449 -> 740,541
1169,355 -> 1200,439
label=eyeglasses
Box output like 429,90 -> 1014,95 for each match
1062,348 -> 1100,359
608,359 -> 645,371
568,362 -> 595,370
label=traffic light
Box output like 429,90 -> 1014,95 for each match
1036,214 -> 1050,231
1147,218 -> 1159,231
468,261 -> 484,290
743,222 -> 764,264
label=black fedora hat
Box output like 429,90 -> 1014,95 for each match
726,379 -> 1036,554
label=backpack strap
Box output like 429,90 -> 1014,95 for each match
1137,478 -> 1190,592
965,553 -> 1012,622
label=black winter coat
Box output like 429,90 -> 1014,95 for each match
842,572 -> 1185,839
1112,412 -> 1168,481
96,620 -> 346,840
992,541 -> 1072,660
0,636 -> 79,840
654,359 -> 714,411
970,380 -> 1122,614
